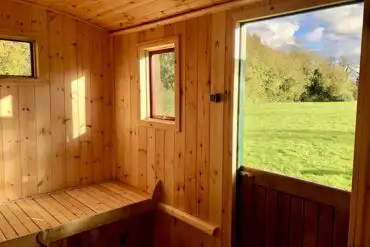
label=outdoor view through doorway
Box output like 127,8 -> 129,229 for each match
238,3 -> 364,191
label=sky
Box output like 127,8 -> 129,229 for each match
246,3 -> 364,66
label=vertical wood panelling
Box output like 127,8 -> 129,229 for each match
184,18 -> 198,216
0,0 -> 113,203
196,15 -> 211,221
114,15 -> 224,246
49,13 -> 67,191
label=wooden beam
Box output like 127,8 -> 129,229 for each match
158,203 -> 219,236
110,0 -> 262,36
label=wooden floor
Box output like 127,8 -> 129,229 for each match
0,181 -> 152,244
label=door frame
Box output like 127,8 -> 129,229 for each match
225,0 -> 369,246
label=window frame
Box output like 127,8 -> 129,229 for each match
0,38 -> 36,79
138,36 -> 181,131
148,47 -> 176,121
0,31 -> 43,85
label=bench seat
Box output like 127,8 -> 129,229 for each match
0,181 -> 159,247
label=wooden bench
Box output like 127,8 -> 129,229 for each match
0,181 -> 161,247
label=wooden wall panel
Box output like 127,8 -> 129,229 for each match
113,14 -> 226,246
0,0 -> 113,203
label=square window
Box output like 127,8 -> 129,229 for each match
0,39 -> 35,78
138,37 -> 180,131
149,48 -> 175,121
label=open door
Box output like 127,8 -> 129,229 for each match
236,3 -> 364,247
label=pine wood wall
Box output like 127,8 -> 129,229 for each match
0,0 -> 113,203
113,12 -> 230,246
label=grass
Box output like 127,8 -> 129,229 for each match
241,101 -> 357,191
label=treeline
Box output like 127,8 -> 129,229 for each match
245,34 -> 358,103
0,40 -> 32,76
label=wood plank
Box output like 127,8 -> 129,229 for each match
90,29 -> 104,184
79,186 -> 123,208
164,131 -> 175,205
290,197 -> 304,247
51,192 -> 95,217
16,199 -> 51,230
49,13 -> 67,191
209,12 -> 225,227
318,205 -> 334,247
0,230 -> 5,242
66,189 -> 111,213
303,200 -> 319,247
147,128 -> 156,193
6,202 -> 39,233
63,16 -> 80,188
1,85 -> 22,201
100,183 -> 146,202
0,204 -> 28,237
138,127 -> 148,191
196,14 -> 211,221
77,22 -> 93,185
0,212 -> 17,240
93,185 -> 133,205
155,129 -> 165,191
174,20 -> 186,211
277,192 -> 290,247
23,199 -> 60,227
34,196 -> 77,223
253,186 -> 266,247
129,32 -> 140,188
18,87 -> 38,198
184,17 -> 198,216
265,189 -> 278,247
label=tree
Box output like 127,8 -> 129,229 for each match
159,52 -> 175,90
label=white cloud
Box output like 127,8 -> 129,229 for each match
314,4 -> 364,35
306,27 -> 325,42
247,19 -> 300,49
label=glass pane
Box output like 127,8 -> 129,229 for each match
239,3 -> 364,190
150,50 -> 175,120
0,39 -> 33,77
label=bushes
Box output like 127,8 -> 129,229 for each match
245,34 -> 357,103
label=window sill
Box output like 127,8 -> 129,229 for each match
0,77 -> 45,86
139,118 -> 179,131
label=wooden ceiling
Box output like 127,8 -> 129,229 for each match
17,0 -> 234,31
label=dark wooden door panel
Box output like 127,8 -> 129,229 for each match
237,167 -> 350,247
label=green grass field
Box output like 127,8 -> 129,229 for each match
241,101 -> 357,191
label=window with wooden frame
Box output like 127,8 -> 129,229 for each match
0,38 -> 37,79
138,37 -> 180,131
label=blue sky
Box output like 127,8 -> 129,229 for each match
246,3 -> 364,66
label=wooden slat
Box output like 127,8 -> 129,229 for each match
100,182 -> 148,202
265,189 -> 278,247
6,202 -> 39,233
277,192 -> 290,247
253,186 -> 266,247
318,205 -> 334,247
155,129 -> 165,191
35,196 -> 78,222
184,17 -> 198,216
79,186 -> 124,208
93,185 -> 133,205
290,197 -> 304,247
147,128 -> 156,193
196,14 -> 211,220
66,189 -> 111,213
16,200 -> 51,230
50,192 -> 95,218
138,127 -> 148,192
303,200 -> 319,247
0,204 -> 28,237
0,212 -> 17,240
49,13 -> 67,191
63,16 -> 80,188
1,85 -> 22,201
23,199 -> 60,227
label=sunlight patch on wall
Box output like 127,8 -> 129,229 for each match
71,76 -> 86,139
0,95 -> 13,118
